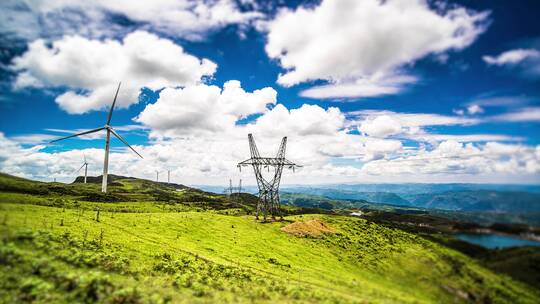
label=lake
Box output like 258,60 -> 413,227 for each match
456,233 -> 540,249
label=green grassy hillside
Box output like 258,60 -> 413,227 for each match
0,173 -> 539,303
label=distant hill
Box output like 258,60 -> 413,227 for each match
73,174 -> 190,190
281,192 -> 359,210
281,187 -> 411,206
0,172 -> 259,210
281,185 -> 540,214
285,183 -> 540,194
410,190 -> 540,212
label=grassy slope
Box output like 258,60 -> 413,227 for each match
0,173 -> 539,303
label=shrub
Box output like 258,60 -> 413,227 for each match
0,243 -> 22,265
111,287 -> 142,304
19,277 -> 53,302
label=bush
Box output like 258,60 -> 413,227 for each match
73,272 -> 113,303
111,287 -> 142,304
0,243 -> 22,265
19,277 -> 53,302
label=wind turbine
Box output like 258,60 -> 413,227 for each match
156,170 -> 159,182
50,82 -> 143,193
76,153 -> 89,183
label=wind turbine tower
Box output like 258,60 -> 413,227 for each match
156,170 -> 159,182
238,134 -> 300,220
167,170 -> 170,184
50,82 -> 143,192
76,154 -> 89,183
239,179 -> 242,194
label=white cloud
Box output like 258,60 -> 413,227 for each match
136,80 -> 278,136
1,87 -> 537,185
264,0 -> 488,98
349,110 -> 479,129
467,95 -> 534,107
9,134 -> 59,145
363,138 -> 403,161
0,0 -> 262,41
0,132 -> 100,180
91,82 -> 404,183
467,104 -> 484,115
408,133 -> 523,143
299,74 -> 416,100
453,108 -> 465,116
452,95 -> 536,120
490,107 -> 540,122
349,109 -> 526,144
3,129 -> 538,185
251,104 -> 345,137
349,108 -> 540,144
482,48 -> 540,78
358,115 -> 402,138
11,31 -> 216,113
483,49 -> 540,66
362,140 -> 540,180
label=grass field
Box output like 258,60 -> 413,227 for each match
0,173 -> 539,303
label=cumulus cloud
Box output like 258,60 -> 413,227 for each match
348,109 -> 527,144
362,140 -> 540,182
0,82 -> 536,185
136,80 -> 278,136
251,104 -> 345,137
358,115 -> 403,138
0,0 -> 262,41
264,0 -> 489,98
93,82 -> 406,182
11,31 -> 216,113
467,104 -> 484,115
2,129 -> 538,185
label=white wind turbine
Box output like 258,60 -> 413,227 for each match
76,153 -> 89,183
51,82 -> 143,192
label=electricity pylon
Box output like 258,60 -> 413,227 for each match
224,179 -> 243,196
238,134 -> 299,220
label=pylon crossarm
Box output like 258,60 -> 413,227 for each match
238,157 -> 298,167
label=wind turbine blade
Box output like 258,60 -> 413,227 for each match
83,152 -> 86,164
106,82 -> 122,125
76,163 -> 85,173
50,127 -> 105,143
109,128 -> 143,159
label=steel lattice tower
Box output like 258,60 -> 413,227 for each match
223,179 -> 242,196
238,134 -> 299,220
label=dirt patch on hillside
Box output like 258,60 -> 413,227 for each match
281,219 -> 336,237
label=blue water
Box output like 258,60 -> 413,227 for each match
456,233 -> 540,249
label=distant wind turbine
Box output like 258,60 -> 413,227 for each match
50,82 -> 143,192
76,153 -> 89,183
156,170 -> 159,182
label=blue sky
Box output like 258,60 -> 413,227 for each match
0,0 -> 539,185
